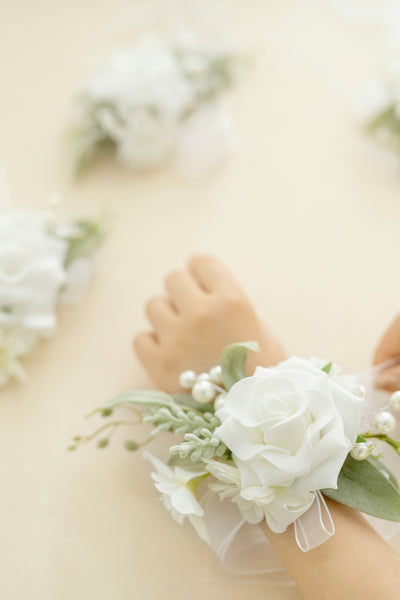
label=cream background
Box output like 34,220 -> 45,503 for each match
1,1 -> 400,598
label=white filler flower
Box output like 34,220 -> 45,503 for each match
144,451 -> 210,543
213,357 -> 364,533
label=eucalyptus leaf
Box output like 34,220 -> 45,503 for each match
172,393 -> 213,413
87,389 -> 174,418
322,454 -> 400,521
168,454 -> 202,468
63,219 -> 106,266
219,341 -> 260,390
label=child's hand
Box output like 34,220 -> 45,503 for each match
134,255 -> 285,392
374,313 -> 400,391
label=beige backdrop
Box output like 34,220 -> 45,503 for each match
1,1 -> 400,599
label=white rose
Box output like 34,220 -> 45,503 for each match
0,211 -> 67,336
214,357 -> 364,533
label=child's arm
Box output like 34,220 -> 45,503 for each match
262,498 -> 400,600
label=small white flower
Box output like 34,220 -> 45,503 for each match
143,452 -> 210,543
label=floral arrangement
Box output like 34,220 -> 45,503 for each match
69,36 -> 242,177
0,207 -> 106,387
73,342 -> 400,560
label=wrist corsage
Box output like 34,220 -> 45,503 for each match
69,35 -> 242,177
0,192 -> 106,387
73,343 -> 400,582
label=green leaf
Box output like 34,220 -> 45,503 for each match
172,393 -> 214,413
87,389 -> 174,418
219,341 -> 260,390
322,453 -> 400,521
62,219 -> 106,266
321,362 -> 332,374
366,105 -> 400,135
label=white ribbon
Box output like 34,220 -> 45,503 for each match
203,492 -> 294,585
294,491 -> 335,552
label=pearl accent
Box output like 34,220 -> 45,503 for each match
179,370 -> 197,389
350,443 -> 371,461
390,390 -> 400,411
209,365 -> 224,386
374,411 -> 397,434
214,392 -> 227,411
192,380 -> 216,404
197,372 -> 210,381
352,384 -> 366,398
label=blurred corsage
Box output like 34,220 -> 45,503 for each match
360,41 -> 400,158
69,36 -> 243,177
0,195 -> 106,388
73,343 -> 400,580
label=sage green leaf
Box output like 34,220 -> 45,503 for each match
322,454 -> 400,521
63,219 -> 106,266
172,393 -> 214,413
219,341 -> 260,390
168,454 -> 202,468
321,362 -> 332,374
87,389 -> 174,418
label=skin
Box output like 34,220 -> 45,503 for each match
374,313 -> 400,391
134,255 -> 285,392
134,255 -> 400,599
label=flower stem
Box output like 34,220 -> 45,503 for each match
363,433 -> 400,456
78,420 -> 139,445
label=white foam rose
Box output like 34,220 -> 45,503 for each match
214,357 -> 364,533
0,211 -> 67,336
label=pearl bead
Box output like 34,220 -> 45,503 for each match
197,372 -> 210,381
374,411 -> 397,434
179,370 -> 197,389
214,392 -> 227,411
390,390 -> 400,411
350,443 -> 371,461
192,380 -> 216,404
209,365 -> 224,386
352,384 -> 366,398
